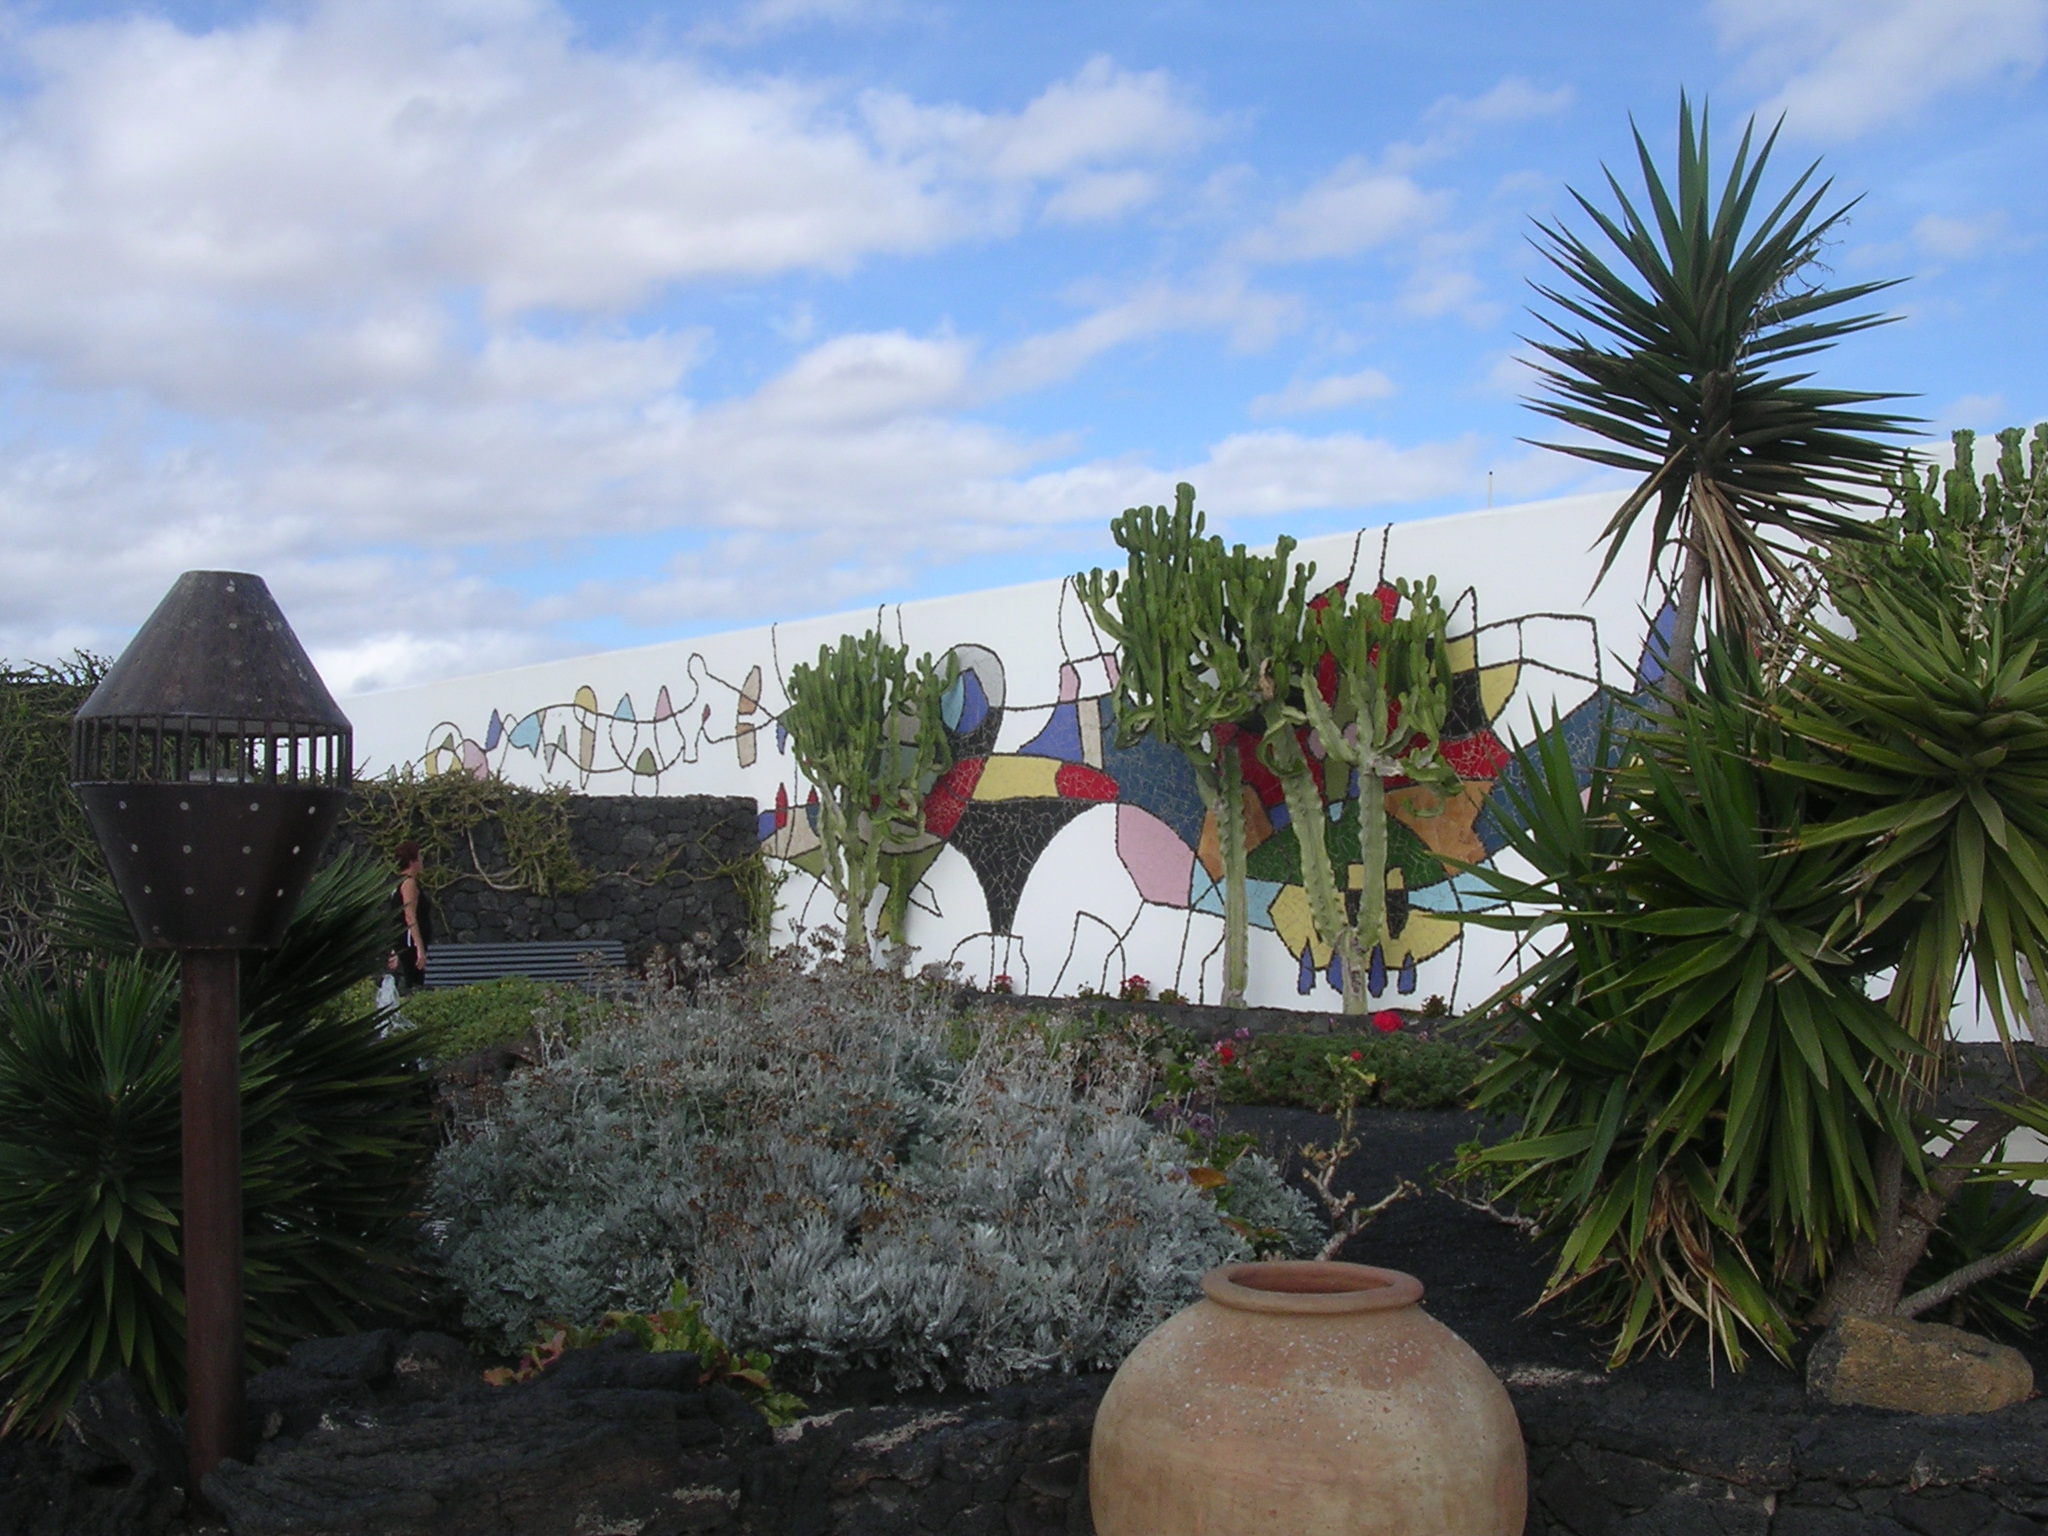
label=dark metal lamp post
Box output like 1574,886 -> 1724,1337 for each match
69,571 -> 351,1483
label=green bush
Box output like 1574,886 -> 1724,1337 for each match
1462,651 -> 1922,1370
0,654 -> 106,974
396,976 -> 600,1061
1215,1032 -> 1479,1111
0,853 -> 436,1434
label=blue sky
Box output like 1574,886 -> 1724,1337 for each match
1,0 -> 2042,691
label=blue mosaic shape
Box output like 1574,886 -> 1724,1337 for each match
1020,702 -> 1084,762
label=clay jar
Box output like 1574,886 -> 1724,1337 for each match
1090,1259 -> 1525,1535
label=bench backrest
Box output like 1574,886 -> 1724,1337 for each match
424,940 -> 629,990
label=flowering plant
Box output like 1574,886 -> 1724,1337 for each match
1119,974 -> 1152,1003
987,973 -> 1013,995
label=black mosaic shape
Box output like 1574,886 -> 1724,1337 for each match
949,797 -> 1094,934
1443,665 -> 1491,738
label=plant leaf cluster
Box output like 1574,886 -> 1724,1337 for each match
1526,94 -> 1912,652
0,854 -> 435,1433
486,1280 -> 808,1427
345,766 -> 590,898
1465,643 -> 1923,1367
0,653 -> 108,976
1777,424 -> 2048,1047
780,631 -> 955,960
1076,484 -> 1310,1004
1263,577 -> 1458,1012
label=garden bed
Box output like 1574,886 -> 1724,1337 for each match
11,1101 -> 2048,1536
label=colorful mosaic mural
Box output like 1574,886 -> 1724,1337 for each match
360,500 -> 1670,1009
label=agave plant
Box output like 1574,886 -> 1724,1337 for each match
0,852 -> 433,1433
1525,93 -> 1913,687
1465,643 -> 1921,1367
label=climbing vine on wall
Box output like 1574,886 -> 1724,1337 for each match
0,655 -> 107,976
345,768 -> 592,897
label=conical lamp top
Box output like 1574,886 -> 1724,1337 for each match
77,571 -> 349,730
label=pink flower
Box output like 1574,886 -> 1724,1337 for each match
1372,1010 -> 1403,1034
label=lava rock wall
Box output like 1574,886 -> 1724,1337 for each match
334,793 -> 758,974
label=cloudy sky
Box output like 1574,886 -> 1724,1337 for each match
1,0 -> 2042,693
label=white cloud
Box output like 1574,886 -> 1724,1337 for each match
1234,157 -> 1447,263
861,55 -> 1213,201
1393,77 -> 1576,169
1249,369 -> 1398,418
1188,430 -> 1477,516
1043,169 -> 1159,223
1715,0 -> 2048,139
0,4 -> 1245,683
1914,211 -> 2009,259
989,279 -> 1299,394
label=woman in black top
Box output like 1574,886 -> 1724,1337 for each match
389,841 -> 433,993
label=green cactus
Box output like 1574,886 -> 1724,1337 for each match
781,632 -> 955,965
1262,577 -> 1457,1014
1077,484 -> 1310,1005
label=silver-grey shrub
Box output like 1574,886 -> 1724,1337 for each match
425,954 -> 1319,1389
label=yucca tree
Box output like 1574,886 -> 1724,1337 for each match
1526,93 -> 1914,691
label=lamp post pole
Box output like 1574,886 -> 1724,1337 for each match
180,951 -> 244,1476
70,569 -> 353,1491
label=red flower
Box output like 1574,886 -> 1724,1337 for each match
1216,1043 -> 1236,1064
1371,1010 -> 1403,1033
1349,1049 -> 1363,1061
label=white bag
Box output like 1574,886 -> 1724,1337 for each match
376,974 -> 400,1012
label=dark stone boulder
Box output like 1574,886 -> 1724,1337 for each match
0,1372 -> 189,1536
206,1386 -> 708,1536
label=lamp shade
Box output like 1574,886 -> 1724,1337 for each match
71,571 -> 352,950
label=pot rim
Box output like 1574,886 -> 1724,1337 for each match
1201,1260 -> 1425,1315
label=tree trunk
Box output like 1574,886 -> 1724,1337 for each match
1660,537 -> 1707,704
1270,733 -> 1361,1009
1811,1113 -> 2017,1325
1217,746 -> 1249,1008
1349,770 -> 1389,1016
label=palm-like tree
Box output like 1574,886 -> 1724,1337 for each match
1526,94 -> 1914,690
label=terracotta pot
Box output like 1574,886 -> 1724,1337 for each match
1089,1259 -> 1525,1535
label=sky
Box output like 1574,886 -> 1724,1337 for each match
0,0 -> 2042,694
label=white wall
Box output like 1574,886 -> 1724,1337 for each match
341,489 -> 1999,1038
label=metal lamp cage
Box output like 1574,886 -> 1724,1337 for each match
73,714 -> 351,790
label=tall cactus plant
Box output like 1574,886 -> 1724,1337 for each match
1262,577 -> 1457,1013
1077,485 -> 1309,1005
781,631 -> 955,965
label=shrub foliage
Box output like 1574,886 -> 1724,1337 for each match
0,654 -> 106,975
427,954 -> 1318,1389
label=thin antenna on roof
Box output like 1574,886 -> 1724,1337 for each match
1487,471 -> 1494,508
